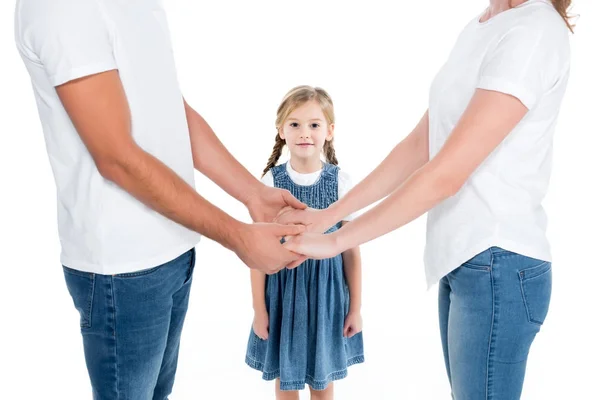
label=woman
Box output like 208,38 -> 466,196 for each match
278,0 -> 573,398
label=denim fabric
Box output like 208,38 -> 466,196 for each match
63,248 -> 196,400
439,247 -> 552,400
245,163 -> 364,391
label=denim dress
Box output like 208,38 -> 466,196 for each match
245,162 -> 365,391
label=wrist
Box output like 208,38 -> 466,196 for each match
223,219 -> 248,252
242,180 -> 263,207
349,302 -> 362,313
331,229 -> 349,255
253,303 -> 268,314
326,201 -> 344,224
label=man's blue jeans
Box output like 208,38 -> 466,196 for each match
63,248 -> 196,400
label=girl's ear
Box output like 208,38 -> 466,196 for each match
326,123 -> 335,141
278,127 -> 285,141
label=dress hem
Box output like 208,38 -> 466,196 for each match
245,354 -> 365,391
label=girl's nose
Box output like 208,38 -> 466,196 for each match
300,128 -> 311,138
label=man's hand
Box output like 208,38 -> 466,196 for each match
234,223 -> 307,274
247,185 -> 307,223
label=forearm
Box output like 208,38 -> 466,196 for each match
250,270 -> 267,312
342,247 -> 362,313
100,144 -> 242,250
184,100 -> 261,206
329,111 -> 430,222
334,159 -> 454,252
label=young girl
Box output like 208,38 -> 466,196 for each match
245,86 -> 364,400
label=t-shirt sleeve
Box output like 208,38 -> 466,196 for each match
261,170 -> 275,188
476,22 -> 566,110
338,170 -> 358,222
24,1 -> 117,87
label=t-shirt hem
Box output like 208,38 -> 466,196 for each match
425,237 -> 551,289
60,236 -> 201,275
50,61 -> 118,87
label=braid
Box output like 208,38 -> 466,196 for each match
262,134 -> 286,177
323,140 -> 338,166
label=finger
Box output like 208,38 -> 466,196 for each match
276,223 -> 305,237
275,210 -> 303,225
347,328 -> 355,339
283,190 -> 307,210
286,256 -> 307,269
275,206 -> 294,220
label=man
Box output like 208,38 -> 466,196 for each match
14,0 -> 305,398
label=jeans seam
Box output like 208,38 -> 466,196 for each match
184,248 -> 196,284
519,267 -> 551,325
109,276 -> 120,399
486,251 -> 497,400
84,274 -> 96,329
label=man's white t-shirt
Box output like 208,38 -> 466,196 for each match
15,0 -> 201,274
425,0 -> 570,288
262,162 -> 357,221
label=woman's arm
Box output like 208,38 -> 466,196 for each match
276,110 -> 430,231
284,89 -> 529,258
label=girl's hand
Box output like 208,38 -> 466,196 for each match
252,309 -> 269,340
343,311 -> 363,338
283,232 -> 341,260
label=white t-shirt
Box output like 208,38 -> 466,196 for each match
15,0 -> 201,274
262,162 -> 357,221
425,0 -> 570,288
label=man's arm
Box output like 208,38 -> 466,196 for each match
183,99 -> 306,222
57,71 -> 239,249
183,98 -> 261,206
56,70 -> 304,272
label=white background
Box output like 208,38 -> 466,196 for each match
1,1 -> 598,399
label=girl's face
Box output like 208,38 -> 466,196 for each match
279,101 -> 334,164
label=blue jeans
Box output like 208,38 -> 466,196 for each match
63,248 -> 196,400
439,247 -> 552,400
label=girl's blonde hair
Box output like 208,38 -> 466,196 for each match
262,85 -> 338,177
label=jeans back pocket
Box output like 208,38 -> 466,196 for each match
519,262 -> 552,325
63,266 -> 95,329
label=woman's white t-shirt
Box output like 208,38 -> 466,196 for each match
425,0 -> 571,288
262,162 -> 357,221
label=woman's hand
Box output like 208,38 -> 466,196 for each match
283,231 -> 342,260
252,308 -> 269,340
276,207 -> 338,234
343,311 -> 363,338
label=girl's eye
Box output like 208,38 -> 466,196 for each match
310,123 -> 320,129
290,122 -> 299,128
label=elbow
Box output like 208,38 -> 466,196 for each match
95,147 -> 138,183
95,155 -> 123,182
439,176 -> 465,199
430,168 -> 466,200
